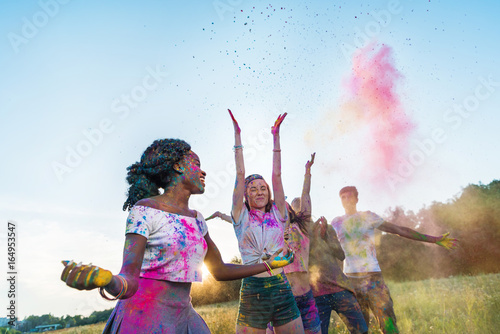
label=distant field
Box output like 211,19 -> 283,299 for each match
52,273 -> 500,334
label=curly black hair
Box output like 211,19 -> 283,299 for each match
122,139 -> 191,211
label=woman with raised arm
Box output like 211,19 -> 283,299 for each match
60,138 -> 290,334
229,110 -> 304,334
279,153 -> 323,334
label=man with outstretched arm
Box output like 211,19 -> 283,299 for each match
331,186 -> 458,334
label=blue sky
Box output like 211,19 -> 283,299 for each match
1,0 -> 499,318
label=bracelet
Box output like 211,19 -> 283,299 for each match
263,261 -> 275,276
273,149 -> 281,152
233,145 -> 243,151
99,275 -> 128,301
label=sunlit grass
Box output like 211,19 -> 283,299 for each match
52,273 -> 500,334
52,322 -> 105,334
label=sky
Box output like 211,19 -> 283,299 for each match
0,0 -> 499,319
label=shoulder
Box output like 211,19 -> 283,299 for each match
195,211 -> 206,222
135,198 -> 161,210
331,216 -> 344,225
362,210 -> 383,221
270,202 -> 288,222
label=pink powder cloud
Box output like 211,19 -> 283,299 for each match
306,42 -> 415,190
344,42 -> 415,186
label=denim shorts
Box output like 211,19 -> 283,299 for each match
267,289 -> 321,333
315,289 -> 368,334
237,273 -> 301,329
294,289 -> 321,333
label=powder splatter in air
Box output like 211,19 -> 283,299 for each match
307,42 -> 415,188
348,43 -> 414,183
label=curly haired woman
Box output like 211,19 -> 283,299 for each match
60,138 -> 292,333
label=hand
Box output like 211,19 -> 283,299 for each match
267,247 -> 295,269
206,211 -> 221,221
436,232 -> 458,250
228,109 -> 241,134
271,113 -> 287,136
318,216 -> 328,239
305,152 -> 315,172
61,260 -> 113,290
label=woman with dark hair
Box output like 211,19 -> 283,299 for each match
228,110 -> 304,334
266,154 -> 323,334
60,138 -> 292,333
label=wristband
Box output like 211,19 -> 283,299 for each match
99,275 -> 128,301
263,261 -> 275,276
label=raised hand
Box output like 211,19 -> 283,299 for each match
436,232 -> 458,250
305,152 -> 315,172
61,260 -> 113,290
271,113 -> 287,135
318,216 -> 328,239
228,109 -> 241,134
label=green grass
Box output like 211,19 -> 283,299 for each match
52,273 -> 500,334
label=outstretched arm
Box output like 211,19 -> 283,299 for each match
377,222 -> 458,250
206,211 -> 232,224
271,113 -> 287,218
61,233 -> 146,300
204,232 -> 292,280
229,109 -> 246,222
299,153 -> 315,216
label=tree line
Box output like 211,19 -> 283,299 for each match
11,309 -> 112,332
378,179 -> 500,281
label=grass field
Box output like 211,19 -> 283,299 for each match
52,273 -> 500,334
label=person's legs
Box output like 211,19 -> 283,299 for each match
236,277 -> 273,333
349,277 -> 371,328
331,290 -> 368,334
270,273 -> 303,333
365,274 -> 399,334
314,294 -> 334,334
237,274 -> 302,333
236,324 -> 267,334
294,290 -> 321,334
273,318 -> 304,334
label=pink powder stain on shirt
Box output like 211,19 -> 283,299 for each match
343,42 -> 415,186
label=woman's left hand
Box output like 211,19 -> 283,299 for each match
271,113 -> 287,135
305,152 -> 315,172
436,232 -> 458,250
267,248 -> 294,269
228,109 -> 241,134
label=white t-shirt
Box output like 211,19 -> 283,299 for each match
126,205 -> 208,282
233,203 -> 288,265
331,211 -> 384,274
